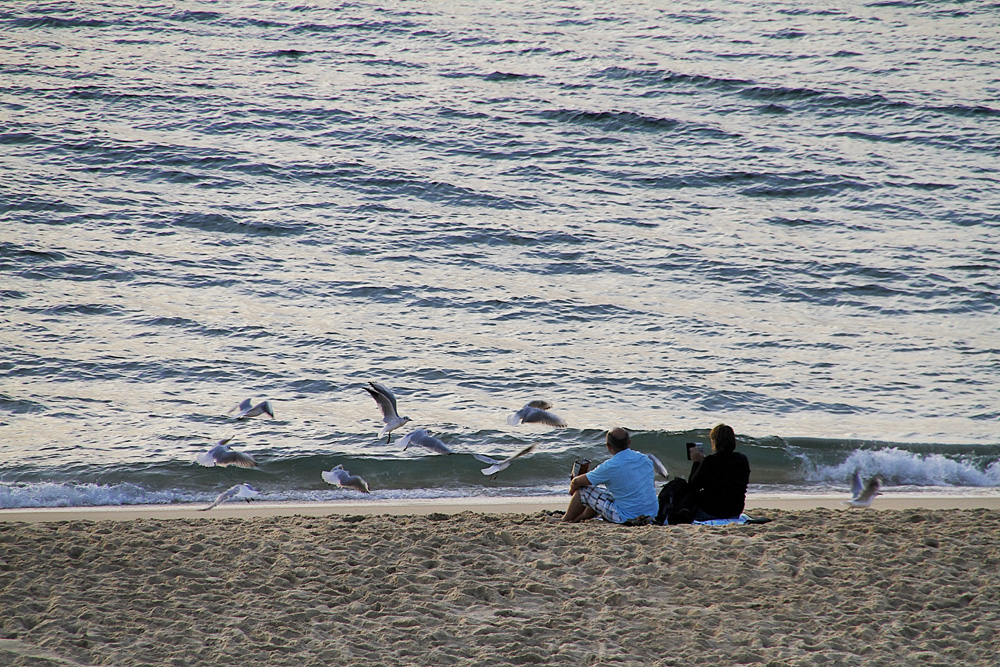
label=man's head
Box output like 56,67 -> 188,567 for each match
606,427 -> 630,453
709,423 -> 736,453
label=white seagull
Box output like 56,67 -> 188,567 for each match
647,453 -> 669,479
844,471 -> 881,508
231,398 -> 275,420
196,438 -> 258,469
398,428 -> 453,455
506,400 -> 567,428
200,483 -> 260,511
322,464 -> 371,494
474,443 -> 537,479
364,381 -> 411,443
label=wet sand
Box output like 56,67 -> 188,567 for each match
1,499 -> 998,666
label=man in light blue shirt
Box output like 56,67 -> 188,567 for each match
563,427 -> 658,523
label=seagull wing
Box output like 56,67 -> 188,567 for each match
196,447 -> 220,467
233,484 -> 260,501
521,407 -> 567,428
199,486 -> 237,511
342,474 -> 370,493
508,443 -> 537,461
322,469 -> 346,486
481,460 -> 510,476
850,470 -> 863,500
215,447 -> 258,469
229,399 -> 253,416
473,453 -> 501,465
403,429 -> 452,454
647,453 -> 669,479
481,443 -> 536,476
857,477 -> 881,504
369,382 -> 399,411
365,384 -> 400,421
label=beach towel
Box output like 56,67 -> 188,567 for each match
692,513 -> 771,526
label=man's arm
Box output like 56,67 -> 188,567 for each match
569,473 -> 591,494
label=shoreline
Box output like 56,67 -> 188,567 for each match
3,492 -> 1000,523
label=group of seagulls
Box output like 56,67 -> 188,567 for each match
195,383 -> 569,510
196,384 -> 883,511
196,398 -> 274,510
365,382 -> 566,477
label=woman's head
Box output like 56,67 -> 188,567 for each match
709,423 -> 736,453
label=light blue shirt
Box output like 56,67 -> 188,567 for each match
586,448 -> 658,520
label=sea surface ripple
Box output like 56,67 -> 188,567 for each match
1,0 -> 998,506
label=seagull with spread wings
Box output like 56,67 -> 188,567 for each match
845,470 -> 881,508
199,483 -> 260,511
474,443 -> 537,480
398,428 -> 453,455
196,437 -> 258,469
322,464 -> 371,494
364,381 -> 411,443
507,400 -> 567,428
230,398 -> 274,420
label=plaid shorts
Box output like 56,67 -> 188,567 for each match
579,486 -> 622,523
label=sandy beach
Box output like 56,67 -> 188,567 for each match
1,498 -> 998,666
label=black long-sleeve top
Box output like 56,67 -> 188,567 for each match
687,450 -> 751,519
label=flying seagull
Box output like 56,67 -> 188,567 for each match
322,464 -> 371,494
364,381 -> 411,443
845,471 -> 881,508
398,428 -> 453,455
507,400 -> 567,428
474,443 -> 537,479
647,453 -> 669,479
196,438 -> 258,469
231,398 -> 274,420
199,483 -> 260,511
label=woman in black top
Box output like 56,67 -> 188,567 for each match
656,423 -> 750,524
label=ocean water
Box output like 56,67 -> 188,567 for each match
2,0 -> 998,509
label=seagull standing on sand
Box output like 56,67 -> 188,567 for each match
474,443 -> 537,479
507,400 -> 567,428
322,465 -> 371,494
200,483 -> 260,511
231,398 -> 275,420
844,470 -> 881,508
364,381 -> 411,443
196,438 -> 258,468
398,428 -> 453,455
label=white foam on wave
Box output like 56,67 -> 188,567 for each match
0,482 -> 188,509
0,481 -> 570,509
807,447 -> 1000,487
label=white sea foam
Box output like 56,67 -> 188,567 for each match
807,448 -> 1000,488
0,481 -> 570,510
0,482 -> 186,509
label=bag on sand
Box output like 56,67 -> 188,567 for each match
656,478 -> 695,525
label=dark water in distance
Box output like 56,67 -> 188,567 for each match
1,0 -> 998,507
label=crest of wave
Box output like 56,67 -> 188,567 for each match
807,447 -> 1000,487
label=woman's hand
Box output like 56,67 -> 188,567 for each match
689,449 -> 706,463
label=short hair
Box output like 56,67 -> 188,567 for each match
710,424 -> 736,453
606,427 -> 630,452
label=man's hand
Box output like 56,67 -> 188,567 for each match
569,473 -> 591,495
689,449 -> 706,464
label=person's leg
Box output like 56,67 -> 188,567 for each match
567,487 -> 621,523
563,490 -> 599,522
